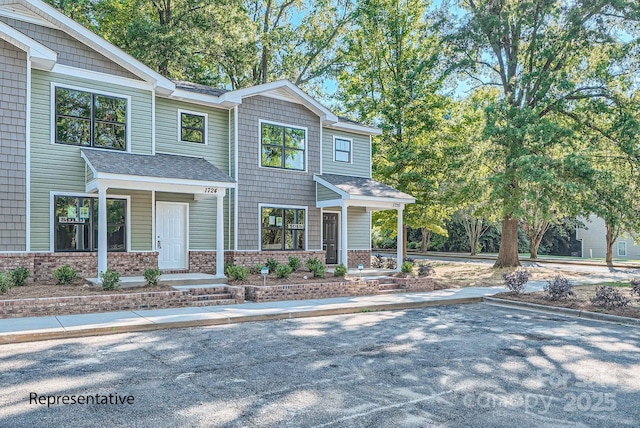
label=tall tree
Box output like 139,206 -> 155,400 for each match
339,0 -> 454,252
451,0 -> 640,267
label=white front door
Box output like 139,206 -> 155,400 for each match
156,202 -> 187,270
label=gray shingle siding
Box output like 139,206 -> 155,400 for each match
0,16 -> 139,79
236,96 -> 321,250
0,39 -> 27,251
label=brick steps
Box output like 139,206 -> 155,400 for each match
191,293 -> 233,301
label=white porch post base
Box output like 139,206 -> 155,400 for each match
216,192 -> 225,277
97,186 -> 108,281
396,206 -> 404,272
341,203 -> 348,267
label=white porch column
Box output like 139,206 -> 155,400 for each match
97,185 -> 108,280
341,203 -> 348,267
396,205 -> 404,271
216,191 -> 225,277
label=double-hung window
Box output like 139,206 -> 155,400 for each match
54,195 -> 126,252
55,87 -> 127,150
179,110 -> 206,144
261,122 -> 306,171
261,207 -> 305,251
617,241 -> 627,257
334,137 -> 352,163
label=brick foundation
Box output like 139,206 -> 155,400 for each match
244,279 -> 379,302
0,285 -> 243,318
348,250 -> 371,268
188,251 -> 216,273
225,251 -> 325,267
0,252 -> 158,282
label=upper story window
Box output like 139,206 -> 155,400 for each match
334,137 -> 352,163
261,122 -> 306,171
55,87 -> 127,151
179,110 -> 207,144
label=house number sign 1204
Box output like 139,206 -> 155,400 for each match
204,188 -> 218,194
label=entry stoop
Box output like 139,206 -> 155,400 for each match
176,285 -> 236,306
87,273 -> 227,288
378,282 -> 405,294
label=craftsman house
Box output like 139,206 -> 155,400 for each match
0,0 -> 414,280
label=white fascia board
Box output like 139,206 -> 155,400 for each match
324,121 -> 382,136
93,172 -> 236,190
221,80 -> 339,122
0,21 -> 57,69
22,0 -> 174,92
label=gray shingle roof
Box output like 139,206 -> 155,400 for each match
172,80 -> 228,97
82,149 -> 235,183
317,174 -> 414,200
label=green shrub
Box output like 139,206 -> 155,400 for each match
275,264 -> 293,279
249,264 -> 264,275
334,263 -> 347,277
401,261 -> 414,274
143,268 -> 162,287
305,257 -> 326,278
53,264 -> 78,285
0,272 -> 13,294
10,266 -> 30,287
288,256 -> 301,272
100,269 -> 121,291
265,258 -> 279,272
407,242 -> 418,250
590,286 -> 630,308
226,264 -> 249,281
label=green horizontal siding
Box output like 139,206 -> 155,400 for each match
317,183 -> 341,202
29,70 -> 153,251
322,129 -> 371,178
111,189 -> 152,251
347,207 -> 370,250
155,98 -> 229,167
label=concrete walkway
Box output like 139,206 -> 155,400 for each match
0,284 -> 545,344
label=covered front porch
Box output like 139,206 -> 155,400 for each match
314,174 -> 415,270
81,149 -> 236,281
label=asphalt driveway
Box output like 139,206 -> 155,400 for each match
1,303 -> 639,427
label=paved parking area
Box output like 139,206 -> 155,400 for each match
1,303 -> 639,427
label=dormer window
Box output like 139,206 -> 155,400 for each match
179,110 -> 207,144
55,87 -> 127,150
261,121 -> 306,171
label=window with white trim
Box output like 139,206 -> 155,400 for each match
261,207 -> 305,250
179,111 -> 206,143
617,241 -> 627,257
334,137 -> 351,163
261,122 -> 306,171
54,195 -> 126,252
55,87 -> 127,150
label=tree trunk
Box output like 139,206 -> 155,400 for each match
529,240 -> 540,260
605,223 -> 614,266
421,228 -> 431,253
494,215 -> 521,268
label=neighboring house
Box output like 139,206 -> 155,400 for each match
0,0 -> 414,280
576,215 -> 640,260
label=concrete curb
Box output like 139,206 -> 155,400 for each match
483,297 -> 640,326
0,297 -> 481,345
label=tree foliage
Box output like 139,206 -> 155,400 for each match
451,0 -> 640,267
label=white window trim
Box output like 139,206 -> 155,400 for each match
258,119 -> 308,173
50,82 -> 132,152
49,191 -> 131,252
258,203 -> 308,251
178,109 -> 208,145
617,240 -> 627,257
333,136 -> 353,164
